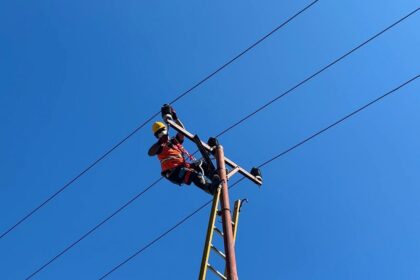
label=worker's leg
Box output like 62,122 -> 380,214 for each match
190,160 -> 222,194
185,169 -> 216,195
164,165 -> 219,195
163,166 -> 185,185
191,159 -> 215,179
163,165 -> 212,193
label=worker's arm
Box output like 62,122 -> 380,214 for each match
171,107 -> 185,143
148,134 -> 168,156
148,142 -> 163,156
175,119 -> 185,143
175,119 -> 185,144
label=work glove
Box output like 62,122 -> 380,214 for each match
161,104 -> 173,121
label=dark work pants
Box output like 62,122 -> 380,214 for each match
163,160 -> 215,194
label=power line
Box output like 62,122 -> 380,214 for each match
97,75 -> 419,279
258,74 -> 419,167
24,178 -> 163,280
168,0 -> 320,105
98,178 -> 246,280
0,0 -> 319,241
22,8 -> 418,278
0,112 -> 158,241
216,7 -> 419,137
97,197 -> 211,280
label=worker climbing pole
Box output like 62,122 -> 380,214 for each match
148,105 -> 220,195
149,104 -> 263,279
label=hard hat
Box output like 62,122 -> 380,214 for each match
152,121 -> 166,134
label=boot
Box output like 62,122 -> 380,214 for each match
209,174 -> 221,195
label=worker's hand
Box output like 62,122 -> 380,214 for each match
158,134 -> 169,144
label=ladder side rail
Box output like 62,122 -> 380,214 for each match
224,200 -> 242,277
231,200 -> 241,242
198,188 -> 222,280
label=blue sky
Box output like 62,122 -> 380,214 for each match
1,1 -> 419,279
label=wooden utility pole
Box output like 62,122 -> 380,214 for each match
215,145 -> 238,280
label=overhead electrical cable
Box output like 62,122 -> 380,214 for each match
216,7 -> 419,137
24,178 -> 163,280
98,178 -> 246,280
23,8 -> 418,278
257,75 -> 419,167
98,75 -> 419,279
0,0 -> 319,241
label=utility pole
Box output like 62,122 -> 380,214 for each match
161,105 -> 262,280
215,145 -> 238,279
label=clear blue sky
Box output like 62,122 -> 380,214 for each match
1,1 -> 419,279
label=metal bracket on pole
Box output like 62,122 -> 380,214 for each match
226,166 -> 240,180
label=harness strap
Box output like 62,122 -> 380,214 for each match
172,142 -> 195,162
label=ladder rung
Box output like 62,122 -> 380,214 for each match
214,227 -> 224,237
211,244 -> 226,259
207,263 -> 227,280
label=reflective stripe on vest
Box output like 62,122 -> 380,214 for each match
158,142 -> 186,172
160,155 -> 183,164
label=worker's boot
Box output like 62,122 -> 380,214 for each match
209,174 -> 221,195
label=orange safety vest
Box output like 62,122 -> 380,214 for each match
158,141 -> 187,172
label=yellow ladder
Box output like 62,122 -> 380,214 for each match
198,188 -> 244,280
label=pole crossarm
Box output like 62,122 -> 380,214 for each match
165,119 -> 262,186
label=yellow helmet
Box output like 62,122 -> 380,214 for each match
152,121 -> 166,134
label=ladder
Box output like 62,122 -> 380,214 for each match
162,105 -> 262,279
199,187 -> 245,280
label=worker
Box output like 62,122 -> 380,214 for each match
148,106 -> 220,195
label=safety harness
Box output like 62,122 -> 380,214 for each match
159,138 -> 198,184
171,140 -> 195,163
